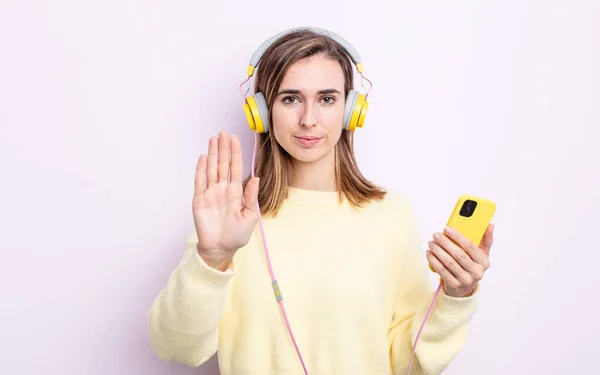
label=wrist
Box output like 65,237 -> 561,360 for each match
443,283 -> 478,298
197,245 -> 234,272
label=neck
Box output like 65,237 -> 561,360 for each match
290,152 -> 337,191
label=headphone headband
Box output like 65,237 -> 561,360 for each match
246,27 -> 364,77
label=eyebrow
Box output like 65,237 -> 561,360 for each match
277,88 -> 342,96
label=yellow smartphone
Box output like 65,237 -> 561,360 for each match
429,194 -> 496,272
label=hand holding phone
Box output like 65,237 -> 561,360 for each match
426,195 -> 496,297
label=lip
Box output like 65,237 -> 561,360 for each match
294,136 -> 322,147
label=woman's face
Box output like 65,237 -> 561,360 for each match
271,54 -> 346,167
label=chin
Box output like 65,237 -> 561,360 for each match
287,146 -> 332,164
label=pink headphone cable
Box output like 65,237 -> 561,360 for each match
250,132 -> 310,375
407,282 -> 444,374
249,132 -> 441,375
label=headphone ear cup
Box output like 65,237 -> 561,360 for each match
243,92 -> 270,133
345,90 -> 368,131
253,92 -> 270,133
343,90 -> 359,130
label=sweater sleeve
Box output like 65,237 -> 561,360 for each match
387,195 -> 479,375
147,231 -> 236,367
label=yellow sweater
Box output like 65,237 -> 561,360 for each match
148,188 -> 479,375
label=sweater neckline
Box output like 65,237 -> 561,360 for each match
284,186 -> 346,208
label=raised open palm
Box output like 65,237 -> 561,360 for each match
193,131 -> 260,265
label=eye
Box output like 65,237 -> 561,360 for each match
282,96 -> 300,105
321,96 -> 337,105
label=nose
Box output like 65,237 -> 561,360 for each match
300,101 -> 317,128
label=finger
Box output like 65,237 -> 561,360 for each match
479,224 -> 495,257
243,177 -> 260,215
426,250 -> 459,286
442,226 -> 489,266
206,137 -> 218,188
432,233 -> 483,273
428,240 -> 472,284
218,131 -> 230,183
194,154 -> 208,197
230,135 -> 243,184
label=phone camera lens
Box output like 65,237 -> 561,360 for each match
460,200 -> 477,218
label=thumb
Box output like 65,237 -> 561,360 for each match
480,223 -> 495,256
243,177 -> 260,214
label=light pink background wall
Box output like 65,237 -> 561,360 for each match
1,0 -> 598,374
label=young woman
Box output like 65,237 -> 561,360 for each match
148,27 -> 495,375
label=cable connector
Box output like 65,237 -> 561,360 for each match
272,280 -> 283,302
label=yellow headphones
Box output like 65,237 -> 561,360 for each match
243,27 -> 369,134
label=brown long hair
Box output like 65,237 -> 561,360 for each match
243,29 -> 386,216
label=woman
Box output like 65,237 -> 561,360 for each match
148,27 -> 494,375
